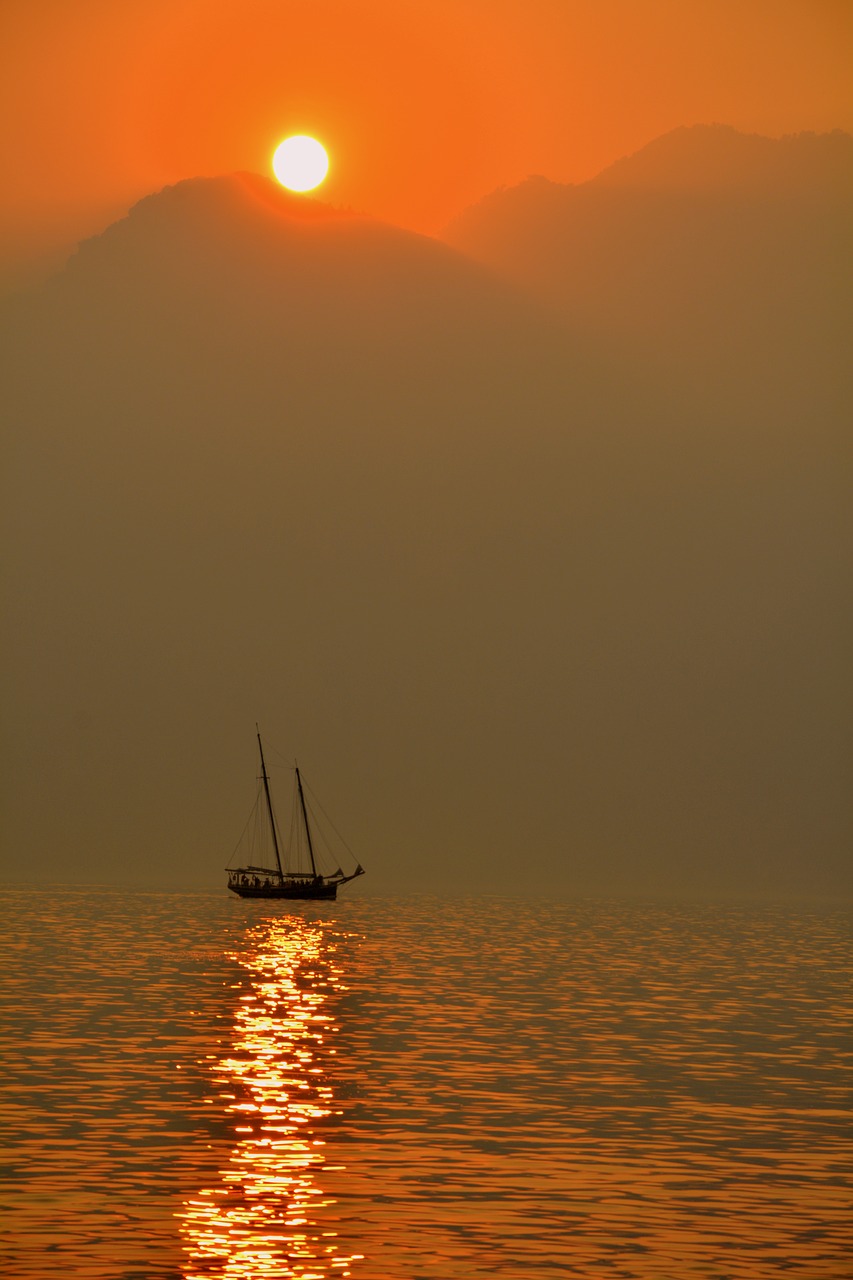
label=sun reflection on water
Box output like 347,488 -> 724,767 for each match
179,916 -> 362,1279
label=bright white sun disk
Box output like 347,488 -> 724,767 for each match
272,136 -> 329,192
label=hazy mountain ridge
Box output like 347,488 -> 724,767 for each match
591,124 -> 853,194
44,172 -> 570,428
443,126 -> 853,412
2,139 -> 850,898
64,172 -> 512,307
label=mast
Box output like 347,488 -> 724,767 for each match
257,729 -> 284,880
295,765 -> 319,878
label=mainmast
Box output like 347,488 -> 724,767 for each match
257,729 -> 284,880
295,765 -> 319,879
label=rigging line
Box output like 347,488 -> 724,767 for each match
300,776 -> 360,865
264,738 -> 293,770
227,788 -> 263,863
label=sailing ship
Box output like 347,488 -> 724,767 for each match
227,731 -> 365,900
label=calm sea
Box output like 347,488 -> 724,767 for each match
1,888 -> 850,1279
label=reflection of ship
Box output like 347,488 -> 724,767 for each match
227,730 -> 365,900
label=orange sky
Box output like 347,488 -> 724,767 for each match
1,0 -> 851,284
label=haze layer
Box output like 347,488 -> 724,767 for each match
3,129 -> 850,898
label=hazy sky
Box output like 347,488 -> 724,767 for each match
1,0 -> 851,282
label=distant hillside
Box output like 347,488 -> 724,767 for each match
590,124 -> 853,195
56,172 -> 549,361
444,126 -> 853,413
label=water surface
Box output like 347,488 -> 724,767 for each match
1,888 -> 850,1278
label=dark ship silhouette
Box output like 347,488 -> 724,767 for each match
227,731 -> 364,900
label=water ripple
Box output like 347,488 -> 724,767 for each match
1,889 -> 850,1278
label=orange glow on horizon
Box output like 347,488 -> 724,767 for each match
0,0 -> 851,281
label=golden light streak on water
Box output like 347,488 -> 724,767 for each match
178,917 -> 363,1279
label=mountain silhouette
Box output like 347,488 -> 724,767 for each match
2,157 -> 850,900
444,125 -> 852,418
590,124 -> 853,195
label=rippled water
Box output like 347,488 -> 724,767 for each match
1,888 -> 850,1279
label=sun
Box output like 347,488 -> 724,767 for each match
272,136 -> 329,192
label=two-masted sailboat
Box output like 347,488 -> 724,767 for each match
227,731 -> 365,900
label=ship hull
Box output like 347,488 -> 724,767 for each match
228,879 -> 338,900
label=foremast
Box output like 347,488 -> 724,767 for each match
257,728 -> 284,881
